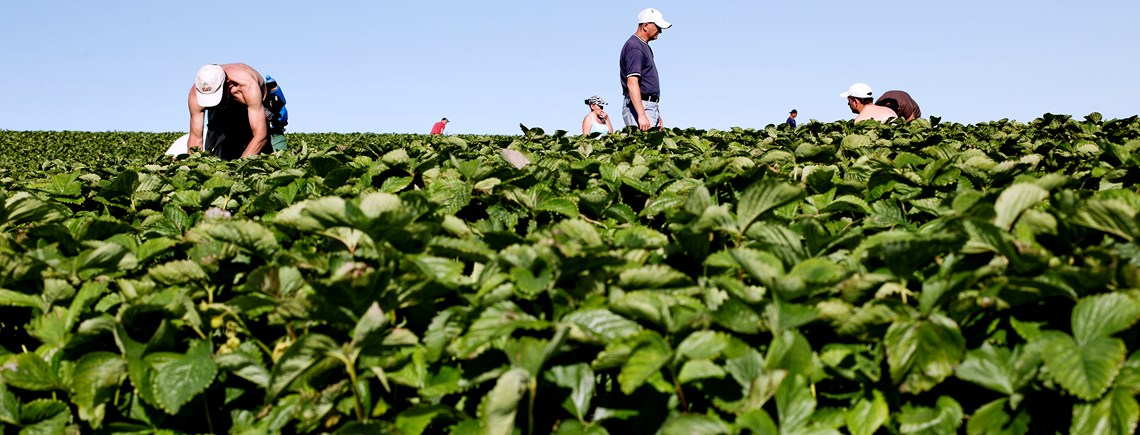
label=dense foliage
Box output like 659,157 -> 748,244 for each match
0,114 -> 1139,434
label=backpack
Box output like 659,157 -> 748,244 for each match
264,75 -> 288,133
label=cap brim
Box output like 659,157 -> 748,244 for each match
657,19 -> 672,29
840,92 -> 851,98
196,88 -> 223,108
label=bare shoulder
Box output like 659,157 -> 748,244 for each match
221,63 -> 264,86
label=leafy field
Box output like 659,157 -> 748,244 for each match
0,114 -> 1139,434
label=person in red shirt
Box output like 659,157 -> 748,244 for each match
431,118 -> 449,134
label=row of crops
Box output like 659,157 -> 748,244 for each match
0,114 -> 1138,434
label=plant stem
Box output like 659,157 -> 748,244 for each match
669,365 -> 688,412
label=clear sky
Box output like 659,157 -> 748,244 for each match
2,1 -> 1137,135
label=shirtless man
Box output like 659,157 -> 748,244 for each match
188,63 -> 271,159
841,83 -> 897,123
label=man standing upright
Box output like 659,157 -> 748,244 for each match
786,109 -> 798,128
620,8 -> 671,131
188,63 -> 275,160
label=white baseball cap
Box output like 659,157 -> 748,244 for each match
194,64 -> 226,108
840,83 -> 873,99
638,8 -> 672,29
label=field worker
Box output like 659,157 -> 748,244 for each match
431,118 -> 449,135
875,90 -> 921,122
786,109 -> 798,127
620,8 -> 671,131
582,95 -> 614,136
264,75 -> 289,150
841,83 -> 897,123
188,63 -> 276,159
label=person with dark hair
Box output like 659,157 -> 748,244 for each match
875,90 -> 921,122
188,63 -> 276,159
582,96 -> 614,136
786,109 -> 798,128
431,118 -> 449,135
841,83 -> 896,123
620,8 -> 672,131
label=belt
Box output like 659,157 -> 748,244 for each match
641,94 -> 660,103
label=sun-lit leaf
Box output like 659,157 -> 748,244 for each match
1042,331 -> 1125,401
480,367 -> 528,435
885,314 -> 966,394
146,339 -> 217,415
619,331 -> 672,395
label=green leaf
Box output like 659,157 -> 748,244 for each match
1071,199 -> 1138,242
967,398 -> 1030,435
676,330 -> 729,361
1071,292 -> 1140,345
730,248 -> 785,287
0,289 -> 45,310
198,220 -> 280,258
618,331 -> 672,395
660,414 -> 731,435
147,259 -> 208,285
3,192 -> 70,226
1119,351 -> 1140,394
267,333 -> 338,399
775,374 -> 815,431
135,237 -> 179,264
71,351 -> 126,428
0,379 -> 20,425
556,219 -> 603,247
423,307 -> 467,362
146,339 -> 217,415
735,409 -> 778,435
789,258 -> 847,286
545,363 -> 594,422
4,353 -> 61,391
885,314 -> 966,394
1042,331 -> 1125,401
678,359 -> 726,384
993,183 -> 1049,230
898,396 -> 963,434
1071,388 -> 1139,435
618,265 -> 692,289
562,308 -> 641,344
215,351 -> 270,388
736,179 -> 804,233
394,404 -> 455,435
846,390 -> 889,435
18,398 -> 70,434
765,330 -> 815,380
480,367 -> 528,435
274,196 -> 351,232
352,301 -> 389,345
537,197 -> 579,218
449,301 -> 542,359
955,343 -> 1014,395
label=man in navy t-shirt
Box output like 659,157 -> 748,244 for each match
786,109 -> 798,128
620,8 -> 671,131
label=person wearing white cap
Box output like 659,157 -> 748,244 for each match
841,83 -> 897,123
187,63 -> 274,159
619,8 -> 672,131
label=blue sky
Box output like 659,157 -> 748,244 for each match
2,1 -> 1137,135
